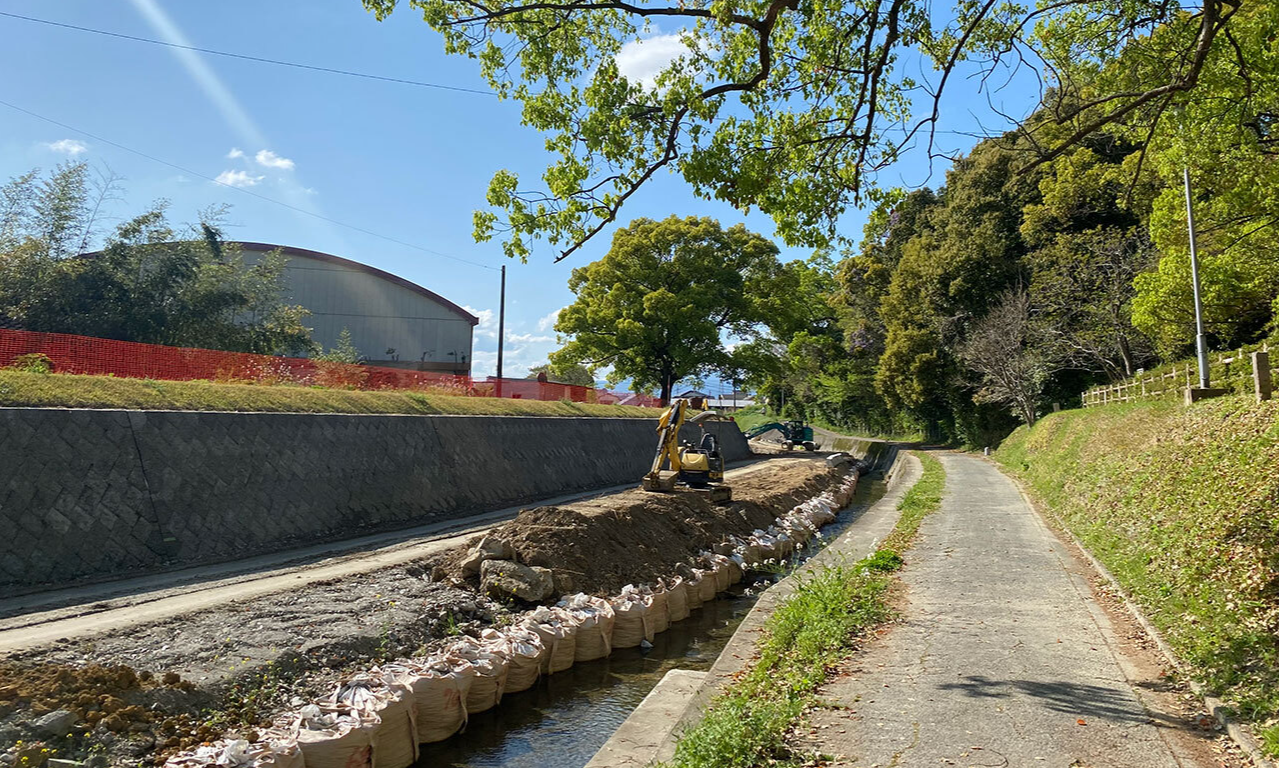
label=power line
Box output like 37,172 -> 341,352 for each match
0,98 -> 501,272
0,10 -> 495,97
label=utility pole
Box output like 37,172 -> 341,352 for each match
1183,167 -> 1210,389
496,264 -> 506,397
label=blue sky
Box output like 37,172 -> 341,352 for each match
0,1 -> 1038,387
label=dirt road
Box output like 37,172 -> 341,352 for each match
794,451 -> 1238,768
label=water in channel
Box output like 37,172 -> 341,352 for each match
414,473 -> 889,768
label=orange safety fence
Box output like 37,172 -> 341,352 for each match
0,328 -> 662,406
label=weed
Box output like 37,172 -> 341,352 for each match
6,353 -> 53,374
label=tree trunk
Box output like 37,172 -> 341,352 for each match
1117,333 -> 1135,377
660,372 -> 674,406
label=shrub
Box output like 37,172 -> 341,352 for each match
6,353 -> 54,374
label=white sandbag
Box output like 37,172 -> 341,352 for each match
705,556 -> 730,592
664,576 -> 689,623
644,584 -> 670,634
287,704 -> 380,768
559,593 -> 615,661
330,674 -> 416,768
164,732 -> 304,768
710,553 -> 741,586
523,606 -> 578,673
610,585 -> 653,648
684,571 -> 706,610
497,625 -> 547,693
450,636 -> 509,714
695,568 -> 717,602
399,655 -> 474,744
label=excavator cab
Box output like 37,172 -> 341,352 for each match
642,399 -> 732,501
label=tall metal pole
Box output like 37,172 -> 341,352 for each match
496,264 -> 506,396
1183,167 -> 1210,389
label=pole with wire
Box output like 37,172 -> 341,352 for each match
1183,167 -> 1210,389
495,264 -> 506,397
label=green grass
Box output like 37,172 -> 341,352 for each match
729,404 -> 775,434
730,404 -> 924,443
882,451 -> 945,554
667,451 -> 945,767
0,369 -> 659,418
994,397 -> 1278,750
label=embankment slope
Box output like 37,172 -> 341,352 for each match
995,396 -> 1277,749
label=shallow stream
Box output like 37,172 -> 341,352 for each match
414,474 -> 889,768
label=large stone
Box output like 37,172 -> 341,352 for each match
459,550 -> 488,576
476,535 -> 515,561
480,559 -> 554,602
33,709 -> 78,739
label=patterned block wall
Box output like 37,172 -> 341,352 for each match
0,409 -> 750,589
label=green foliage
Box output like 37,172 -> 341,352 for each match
863,548 -> 902,572
551,216 -> 778,402
526,362 -> 596,387
6,353 -> 53,374
881,451 -> 945,554
316,328 -> 362,364
995,398 -> 1278,741
0,164 -> 315,355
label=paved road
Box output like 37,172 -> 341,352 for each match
799,452 -> 1217,768
0,455 -> 809,655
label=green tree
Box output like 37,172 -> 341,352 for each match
526,362 -> 597,386
317,328 -> 363,363
363,0 -> 1251,261
550,215 -> 778,403
0,165 -> 314,355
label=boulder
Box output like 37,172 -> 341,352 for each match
476,535 -> 515,560
459,550 -> 488,576
825,452 -> 855,468
33,709 -> 78,739
480,560 -> 555,602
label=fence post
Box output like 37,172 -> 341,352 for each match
1252,351 -> 1272,402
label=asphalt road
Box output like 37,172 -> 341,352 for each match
798,451 -> 1224,768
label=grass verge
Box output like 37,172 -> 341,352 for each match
994,397 -> 1278,752
667,451 -> 946,767
0,370 -> 657,418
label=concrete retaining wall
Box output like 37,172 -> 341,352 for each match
0,408 -> 749,590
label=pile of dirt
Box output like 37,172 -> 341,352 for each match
442,456 -> 844,594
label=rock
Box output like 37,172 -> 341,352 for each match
825,452 -> 854,468
49,759 -> 87,768
459,550 -> 488,576
33,710 -> 78,739
477,535 -> 515,560
479,560 -> 554,602
0,725 -> 19,747
551,570 -> 577,596
84,757 -> 108,768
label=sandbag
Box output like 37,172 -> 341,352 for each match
559,593 -> 615,662
664,576 -> 689,623
450,636 -> 509,714
705,556 -> 730,592
164,733 -> 304,768
400,655 -> 474,744
645,584 -> 670,634
330,674 -> 416,768
288,704 -> 380,768
498,625 -> 547,693
684,572 -> 705,610
523,606 -> 578,674
711,553 -> 741,586
611,585 -> 653,648
695,568 -> 717,602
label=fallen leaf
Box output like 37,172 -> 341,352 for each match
1077,719 -> 1087,726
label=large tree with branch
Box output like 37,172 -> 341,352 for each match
363,0 -> 1263,261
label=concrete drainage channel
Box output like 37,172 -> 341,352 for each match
409,449 -> 900,768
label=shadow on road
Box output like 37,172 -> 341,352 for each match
936,674 -> 1178,727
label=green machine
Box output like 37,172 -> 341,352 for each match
742,420 -> 818,451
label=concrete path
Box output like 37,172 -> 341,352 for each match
0,455 -> 807,655
797,451 -> 1215,768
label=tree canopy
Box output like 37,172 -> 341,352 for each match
550,215 -> 778,402
363,0 -> 1267,263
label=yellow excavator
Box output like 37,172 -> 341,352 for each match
641,398 -> 732,502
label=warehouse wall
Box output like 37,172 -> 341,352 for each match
0,409 -> 750,590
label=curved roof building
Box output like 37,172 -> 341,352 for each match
238,242 -> 478,374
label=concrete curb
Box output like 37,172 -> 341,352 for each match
988,456 -> 1275,768
586,444 -> 917,768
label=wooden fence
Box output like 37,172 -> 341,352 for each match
1081,343 -> 1277,407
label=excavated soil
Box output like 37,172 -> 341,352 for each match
0,454 -> 846,767
442,455 -> 843,593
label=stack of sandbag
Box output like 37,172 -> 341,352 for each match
610,585 -> 654,648
683,570 -> 706,610
522,606 -> 578,673
496,625 -> 547,693
392,655 -> 474,744
643,583 -> 671,634
450,635 -> 510,714
329,673 -> 417,768
283,703 -> 380,768
664,576 -> 690,623
559,593 -> 615,661
702,554 -> 731,592
164,733 -> 303,768
709,553 -> 741,585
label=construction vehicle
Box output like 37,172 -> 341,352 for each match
641,399 -> 732,502
742,420 -> 818,451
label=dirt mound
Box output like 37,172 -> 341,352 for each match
444,456 -> 844,594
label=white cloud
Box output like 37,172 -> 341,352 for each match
44,139 -> 87,156
226,147 -> 245,159
616,33 -> 697,90
215,169 -> 265,188
507,332 -> 556,344
464,305 -> 497,338
255,149 -> 295,170
536,307 -> 564,332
